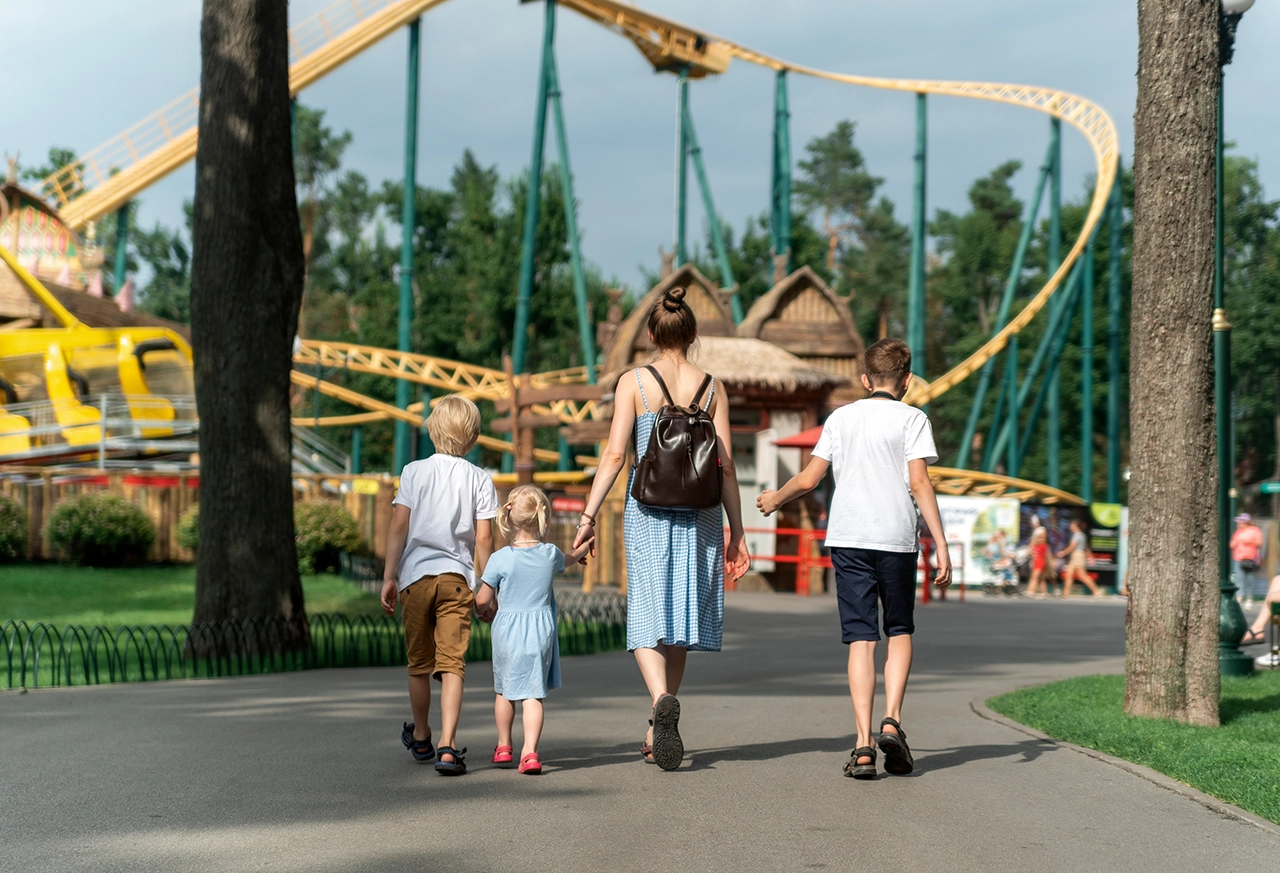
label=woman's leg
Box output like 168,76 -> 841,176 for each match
634,642 -> 688,703
1062,565 -> 1075,598
1080,565 -> 1102,595
521,698 -> 544,756
494,694 -> 515,749
1248,576 -> 1280,635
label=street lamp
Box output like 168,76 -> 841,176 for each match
1216,0 -> 1256,675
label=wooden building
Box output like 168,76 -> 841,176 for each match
737,265 -> 867,406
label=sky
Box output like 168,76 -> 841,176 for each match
5,0 -> 1280,294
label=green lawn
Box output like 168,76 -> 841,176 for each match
988,673 -> 1280,824
0,563 -> 382,628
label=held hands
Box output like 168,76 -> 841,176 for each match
380,578 -> 398,616
573,514 -> 598,557
756,490 -> 781,517
725,535 -> 750,583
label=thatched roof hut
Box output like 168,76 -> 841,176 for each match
600,263 -> 735,374
685,335 -> 848,400
738,266 -> 867,404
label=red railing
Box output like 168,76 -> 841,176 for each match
731,528 -> 966,600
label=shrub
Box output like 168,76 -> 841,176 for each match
176,504 -> 199,552
294,501 -> 364,575
0,494 -> 27,561
46,492 -> 155,566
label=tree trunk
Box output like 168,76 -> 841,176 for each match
190,0 -> 307,641
1125,0 -> 1220,725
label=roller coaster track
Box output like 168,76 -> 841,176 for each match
39,0 -> 1117,441
293,339 -> 601,423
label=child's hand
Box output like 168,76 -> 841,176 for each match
380,578 -> 398,615
756,490 -> 780,517
477,603 -> 497,623
933,553 -> 953,589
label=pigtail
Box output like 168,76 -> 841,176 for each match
496,501 -> 515,539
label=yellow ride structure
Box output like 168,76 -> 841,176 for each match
8,0 -> 1117,505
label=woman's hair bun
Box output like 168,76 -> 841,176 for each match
662,287 -> 686,312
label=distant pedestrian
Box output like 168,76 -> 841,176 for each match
1230,514 -> 1264,603
381,395 -> 498,776
477,485 -> 591,775
1027,517 -> 1050,599
573,286 -> 751,772
1057,518 -> 1103,597
758,338 -> 952,779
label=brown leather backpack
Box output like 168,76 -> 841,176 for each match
631,365 -> 722,510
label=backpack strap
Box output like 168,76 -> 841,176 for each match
643,365 -> 677,408
690,373 -> 713,410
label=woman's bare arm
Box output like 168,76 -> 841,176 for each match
574,376 -> 638,552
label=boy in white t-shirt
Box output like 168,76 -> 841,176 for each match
381,395 -> 499,776
758,338 -> 951,780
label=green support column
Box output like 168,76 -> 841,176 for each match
350,426 -> 363,475
770,69 -> 792,271
393,19 -> 421,475
112,204 -> 130,294
683,102 -> 741,322
1005,336 -> 1019,477
1018,275 -> 1084,463
1047,117 -> 1062,488
956,143 -> 1053,469
1215,65 -> 1251,674
990,263 -> 1084,470
1106,181 -> 1123,503
1080,234 -> 1095,503
511,0 -> 557,375
675,66 -> 690,265
546,56 -> 596,381
908,93 -> 927,377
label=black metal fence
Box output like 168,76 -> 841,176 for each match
2,592 -> 627,691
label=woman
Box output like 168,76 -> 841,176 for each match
1057,518 -> 1103,597
574,286 -> 750,771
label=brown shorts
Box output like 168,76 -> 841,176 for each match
401,573 -> 474,680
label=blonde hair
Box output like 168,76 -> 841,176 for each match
497,485 -> 551,540
426,395 -> 481,456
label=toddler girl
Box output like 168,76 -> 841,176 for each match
477,485 -> 590,774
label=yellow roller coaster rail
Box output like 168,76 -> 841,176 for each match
44,0 -> 453,230
555,0 -> 1120,408
927,467 -> 1085,506
293,339 -> 600,423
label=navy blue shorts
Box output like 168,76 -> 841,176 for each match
832,547 -> 917,643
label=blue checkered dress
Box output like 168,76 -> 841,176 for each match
623,370 -> 725,652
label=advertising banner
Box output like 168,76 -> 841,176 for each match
935,495 -> 1021,588
1019,502 -> 1123,591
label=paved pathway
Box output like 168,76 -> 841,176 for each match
2,593 -> 1277,872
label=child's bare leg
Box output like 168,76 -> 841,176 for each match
847,641 -> 877,755
521,698 -> 544,756
407,674 -> 432,741
1028,571 -> 1041,596
437,672 -> 464,758
881,634 -> 913,732
494,695 -> 515,749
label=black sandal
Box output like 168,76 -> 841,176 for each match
877,717 -> 914,775
843,746 -> 877,779
650,694 -> 683,772
402,722 -> 434,762
1241,629 -> 1268,646
434,745 -> 468,776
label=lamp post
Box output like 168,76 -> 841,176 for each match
1216,0 -> 1255,675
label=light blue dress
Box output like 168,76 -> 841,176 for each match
624,370 -> 725,653
482,544 -> 562,701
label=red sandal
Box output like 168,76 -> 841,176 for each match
491,744 -> 514,765
518,752 -> 542,775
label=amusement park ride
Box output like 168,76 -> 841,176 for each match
0,0 -> 1122,509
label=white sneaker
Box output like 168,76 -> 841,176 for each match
1256,652 -> 1279,669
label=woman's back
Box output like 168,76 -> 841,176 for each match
631,358 -> 718,418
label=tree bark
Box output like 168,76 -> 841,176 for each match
190,0 -> 306,638
1126,0 -> 1220,725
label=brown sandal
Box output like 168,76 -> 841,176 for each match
843,746 -> 876,779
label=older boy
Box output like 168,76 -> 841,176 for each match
758,338 -> 951,779
381,395 -> 498,776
